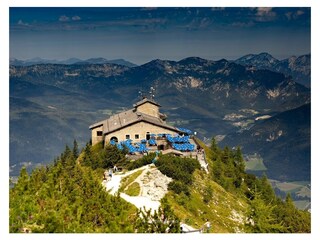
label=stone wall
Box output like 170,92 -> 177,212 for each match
136,102 -> 159,118
105,121 -> 178,144
91,125 -> 104,145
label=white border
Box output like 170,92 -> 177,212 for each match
4,0 -> 314,7
2,1 -> 318,240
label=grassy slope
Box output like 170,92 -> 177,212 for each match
160,137 -> 247,233
165,138 -> 248,232
166,170 -> 247,233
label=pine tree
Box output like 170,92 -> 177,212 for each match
16,167 -> 29,192
211,157 -> 224,181
246,192 -> 286,233
274,194 -> 311,233
233,146 -> 245,173
210,137 -> 219,158
82,143 -> 93,166
73,139 -> 79,159
257,174 -> 276,203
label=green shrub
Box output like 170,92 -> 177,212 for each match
155,155 -> 199,197
168,181 -> 190,196
155,155 -> 200,185
203,184 -> 213,204
82,143 -> 126,170
127,153 -> 156,170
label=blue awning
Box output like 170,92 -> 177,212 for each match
177,127 -> 193,135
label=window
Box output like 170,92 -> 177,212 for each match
126,134 -> 130,140
97,131 -> 103,136
110,136 -> 118,143
135,134 -> 139,139
146,132 -> 150,140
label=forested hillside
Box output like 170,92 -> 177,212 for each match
9,142 -> 179,233
9,139 -> 311,233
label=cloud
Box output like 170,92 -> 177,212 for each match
72,16 -> 81,21
255,7 -> 277,22
20,161 -> 32,167
296,10 -> 304,16
59,15 -> 70,22
59,15 -> 81,22
9,164 -> 17,173
285,10 -> 305,20
285,12 -> 293,20
256,7 -> 275,17
17,20 -> 29,26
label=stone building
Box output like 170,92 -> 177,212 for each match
90,97 -> 208,171
89,97 -> 181,146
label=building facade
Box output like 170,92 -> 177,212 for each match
89,97 -> 180,146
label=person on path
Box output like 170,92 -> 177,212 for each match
204,219 -> 211,233
108,168 -> 113,179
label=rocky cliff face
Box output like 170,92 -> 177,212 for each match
138,167 -> 173,201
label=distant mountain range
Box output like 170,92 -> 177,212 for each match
234,53 -> 310,87
9,54 -> 310,182
10,57 -> 137,68
10,52 -> 310,87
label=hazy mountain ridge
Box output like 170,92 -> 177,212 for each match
10,57 -> 137,68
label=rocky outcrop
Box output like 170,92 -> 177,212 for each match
137,166 -> 172,201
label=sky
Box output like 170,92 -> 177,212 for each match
10,7 -> 311,65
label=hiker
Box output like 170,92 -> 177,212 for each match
204,219 -> 211,233
108,168 -> 113,178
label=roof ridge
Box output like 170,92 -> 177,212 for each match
133,98 -> 161,108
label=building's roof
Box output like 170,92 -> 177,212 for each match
133,97 -> 161,108
89,108 -> 178,135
